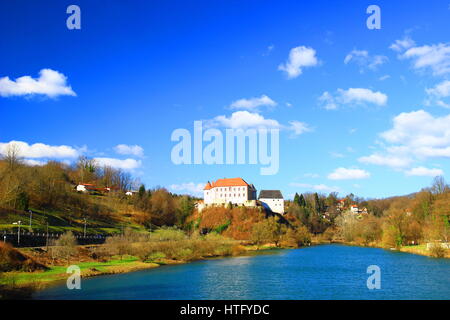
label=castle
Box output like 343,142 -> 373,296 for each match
203,177 -> 257,206
198,177 -> 284,214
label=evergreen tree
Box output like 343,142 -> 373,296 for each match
138,184 -> 146,199
299,194 -> 306,207
294,193 -> 300,205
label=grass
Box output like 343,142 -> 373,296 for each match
0,207 -> 147,235
1,255 -> 159,288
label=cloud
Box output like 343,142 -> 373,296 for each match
389,36 -> 416,52
288,121 -> 312,136
208,111 -> 311,136
0,140 -> 80,158
359,110 -> 450,171
380,110 -> 450,158
23,159 -> 47,166
289,182 -> 340,192
278,46 -> 319,79
344,49 -> 388,72
210,111 -> 281,130
94,157 -> 142,170
0,69 -> 76,98
397,41 -> 450,76
330,152 -> 345,158
319,88 -> 388,110
304,173 -> 320,178
358,154 -> 412,168
169,182 -> 204,196
425,80 -> 450,108
327,167 -> 370,180
114,144 -> 144,157
229,95 -> 277,111
405,166 -> 444,177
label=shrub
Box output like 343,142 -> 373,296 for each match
430,244 -> 447,258
50,231 -> 78,264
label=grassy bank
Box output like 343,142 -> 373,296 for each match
313,238 -> 450,259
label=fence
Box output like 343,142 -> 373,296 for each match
1,230 -> 107,247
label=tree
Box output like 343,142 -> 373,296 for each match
430,176 -> 448,195
294,193 -> 300,205
251,217 -> 286,247
52,232 -> 78,264
2,143 -> 22,171
298,194 -> 306,207
138,184 -> 146,199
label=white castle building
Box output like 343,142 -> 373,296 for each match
258,190 -> 284,214
203,178 -> 257,206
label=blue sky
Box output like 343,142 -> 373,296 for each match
1,0 -> 450,199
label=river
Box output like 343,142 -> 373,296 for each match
33,244 -> 450,300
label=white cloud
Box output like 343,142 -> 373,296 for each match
229,95 -> 277,111
344,49 -> 388,71
0,140 -> 80,158
405,166 -> 444,177
0,69 -> 76,98
399,42 -> 450,76
208,111 -> 311,136
389,36 -> 416,52
327,167 -> 370,180
304,173 -> 320,178
94,157 -> 142,170
114,144 -> 144,157
169,182 -> 204,196
426,80 -> 450,108
379,75 -> 390,81
278,46 -> 319,79
288,121 -> 312,136
319,88 -> 388,110
330,152 -> 345,158
211,111 -> 281,130
289,182 -> 340,192
380,110 -> 450,158
23,159 -> 47,166
358,154 -> 412,169
359,110 -> 450,171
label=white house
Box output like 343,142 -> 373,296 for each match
258,190 -> 284,214
203,178 -> 257,206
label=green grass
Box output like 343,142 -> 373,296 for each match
0,207 -> 147,235
0,256 -> 155,286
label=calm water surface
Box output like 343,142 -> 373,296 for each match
34,245 -> 450,300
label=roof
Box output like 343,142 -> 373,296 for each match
204,178 -> 250,190
258,190 -> 283,199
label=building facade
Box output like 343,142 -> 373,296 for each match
203,178 -> 257,206
258,190 -> 284,214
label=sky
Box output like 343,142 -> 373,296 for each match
1,0 -> 450,199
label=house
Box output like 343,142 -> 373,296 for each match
350,205 -> 359,214
203,177 -> 257,207
258,190 -> 284,214
76,183 -> 102,193
337,199 -> 345,210
76,183 -> 116,194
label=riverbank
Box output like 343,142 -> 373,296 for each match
313,239 -> 450,259
0,242 -> 282,299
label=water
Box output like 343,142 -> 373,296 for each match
33,245 -> 450,300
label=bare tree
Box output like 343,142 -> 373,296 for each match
431,176 -> 448,195
1,143 -> 22,170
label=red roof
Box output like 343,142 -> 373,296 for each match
204,178 -> 250,190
